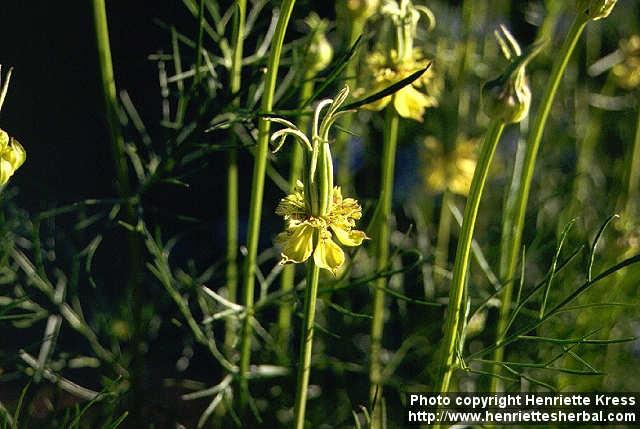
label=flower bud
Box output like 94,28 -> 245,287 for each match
481,26 -> 541,124
577,0 -> 617,21
482,73 -> 531,124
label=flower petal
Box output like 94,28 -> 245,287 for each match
275,191 -> 306,220
7,138 -> 26,171
330,224 -> 368,247
313,231 -> 345,274
393,85 -> 434,122
0,159 -> 13,185
277,223 -> 315,264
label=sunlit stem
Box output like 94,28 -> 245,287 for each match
369,106 -> 399,427
91,0 -> 144,421
0,66 -> 12,114
336,17 -> 366,193
434,189 -> 453,288
194,0 -> 205,85
224,0 -> 246,353
278,75 -> 315,357
562,77 -> 613,235
437,119 -> 505,395
92,0 -> 131,200
493,15 -> 588,392
434,0 -> 475,291
238,0 -> 297,409
623,100 -> 640,221
292,259 -> 321,429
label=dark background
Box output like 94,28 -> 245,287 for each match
0,1 -> 189,208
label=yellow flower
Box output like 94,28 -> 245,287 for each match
422,136 -> 478,197
612,35 -> 640,90
0,128 -> 26,186
276,185 -> 367,274
345,0 -> 380,20
362,49 -> 439,122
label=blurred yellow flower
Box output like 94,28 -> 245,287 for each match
0,128 -> 26,186
276,184 -> 367,274
362,49 -> 439,122
345,0 -> 380,20
612,35 -> 640,90
422,136 -> 478,196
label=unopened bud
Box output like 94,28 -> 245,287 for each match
482,74 -> 531,124
303,14 -> 334,73
481,26 -> 541,124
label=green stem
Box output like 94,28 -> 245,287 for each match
224,0 -> 246,354
623,101 -> 640,221
369,107 -> 399,425
238,0 -> 296,407
336,17 -> 366,192
434,188 -> 453,289
433,0 -> 473,290
92,0 -> 131,199
562,77 -> 614,234
277,76 -> 315,357
493,15 -> 587,390
292,261 -> 321,429
194,0 -> 205,84
438,120 -> 505,394
92,0 -> 144,421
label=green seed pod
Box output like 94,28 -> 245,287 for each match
481,26 -> 542,124
482,73 -> 531,124
577,0 -> 617,21
303,14 -> 334,73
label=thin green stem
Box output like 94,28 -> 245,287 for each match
369,107 -> 399,426
91,0 -> 144,422
224,0 -> 246,354
194,0 -> 205,85
238,0 -> 297,408
562,77 -> 614,233
433,0 -> 473,291
292,261 -> 321,429
493,15 -> 587,390
434,189 -> 452,289
0,66 -> 12,114
623,102 -> 640,221
336,17 -> 366,192
277,76 -> 315,357
92,0 -> 131,199
437,120 -> 505,394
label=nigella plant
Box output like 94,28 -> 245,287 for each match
268,86 -> 367,429
361,0 -> 439,122
437,25 -> 541,397
270,86 -> 368,275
